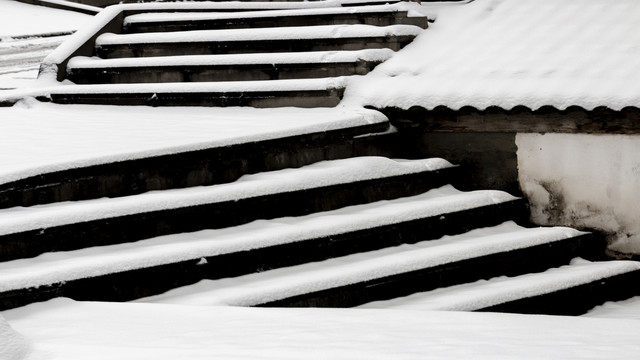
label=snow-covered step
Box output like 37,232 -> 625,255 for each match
0,158 -> 471,261
122,8 -> 428,33
134,222 -> 596,308
66,49 -> 394,84
360,259 -> 640,316
0,107 -> 390,209
43,77 -> 348,107
0,187 -> 533,310
95,24 -> 423,58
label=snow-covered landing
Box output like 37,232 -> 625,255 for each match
67,49 -> 395,68
0,102 -> 386,185
361,258 -> 640,311
137,222 -> 579,307
0,157 -> 455,237
0,185 -> 517,293
343,0 -> 640,111
5,299 -> 640,360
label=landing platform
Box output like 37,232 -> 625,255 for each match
4,298 -> 640,359
0,101 -> 387,186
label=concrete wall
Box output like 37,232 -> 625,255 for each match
517,134 -> 640,258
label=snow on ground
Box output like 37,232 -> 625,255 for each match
0,0 -> 92,90
0,0 -> 91,37
586,296 -> 640,320
343,0 -> 640,111
0,314 -> 31,360
0,100 -> 385,185
4,298 -> 640,360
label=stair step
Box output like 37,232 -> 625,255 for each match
360,259 -> 640,316
95,24 -> 423,58
135,222 -> 594,308
0,107 -> 390,209
0,157 -> 466,261
42,77 -> 348,107
66,49 -> 394,84
122,8 -> 428,33
0,188 -> 530,310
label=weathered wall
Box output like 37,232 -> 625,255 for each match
517,133 -> 640,257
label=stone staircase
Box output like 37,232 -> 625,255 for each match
40,5 -> 427,107
2,2 -> 640,315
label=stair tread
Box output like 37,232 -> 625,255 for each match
0,157 -> 456,236
123,6 -> 415,25
123,8 -> 414,28
359,259 -> 640,311
67,49 -> 394,69
95,24 -> 423,46
46,77 -> 349,94
134,222 -> 585,306
0,186 -> 523,293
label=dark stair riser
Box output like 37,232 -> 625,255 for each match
44,88 -> 344,108
0,198 -> 528,310
258,233 -> 601,307
479,269 -> 640,316
0,166 -> 463,261
67,60 -> 383,84
123,12 -> 428,33
96,36 -> 417,58
0,122 -> 390,209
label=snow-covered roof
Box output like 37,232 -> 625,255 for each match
344,0 -> 640,111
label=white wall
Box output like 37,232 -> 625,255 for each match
516,133 -> 640,256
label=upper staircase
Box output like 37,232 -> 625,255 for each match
39,4 -> 428,107
2,1 -> 640,316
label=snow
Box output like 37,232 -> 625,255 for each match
586,296 -> 640,320
2,1 -> 640,358
4,299 -> 640,360
67,49 -> 395,68
360,258 -> 640,311
516,133 -> 640,255
0,101 -> 386,185
96,24 -> 423,45
343,0 -> 640,111
123,4 -> 424,24
0,314 -> 31,360
0,186 -> 521,293
136,221 -> 577,307
41,76 -> 350,94
0,157 -> 458,237
0,0 -> 91,37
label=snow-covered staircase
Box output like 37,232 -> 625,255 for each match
40,4 -> 428,107
1,147 -> 639,313
2,2 -> 640,316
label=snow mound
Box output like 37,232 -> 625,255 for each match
0,315 -> 31,360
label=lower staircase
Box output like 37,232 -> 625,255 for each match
1,143 -> 640,313
2,1 -> 640,316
